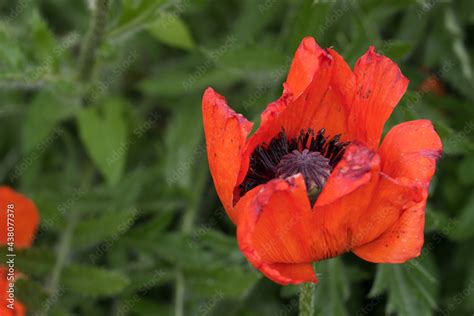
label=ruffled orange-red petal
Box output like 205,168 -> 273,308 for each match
353,120 -> 442,262
377,120 -> 442,182
285,37 -> 324,98
315,143 -> 379,207
237,47 -> 354,187
347,47 -> 409,148
309,142 -> 424,261
236,175 -> 317,284
202,88 -> 253,223
0,187 -> 39,249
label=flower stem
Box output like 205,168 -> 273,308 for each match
299,283 -> 316,316
77,0 -> 109,82
174,159 -> 208,315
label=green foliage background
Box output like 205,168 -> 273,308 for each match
1,0 -> 474,315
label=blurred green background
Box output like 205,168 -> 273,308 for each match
1,0 -> 474,315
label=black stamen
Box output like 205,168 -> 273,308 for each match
238,128 -> 350,200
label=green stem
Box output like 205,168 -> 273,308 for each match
77,0 -> 109,82
39,165 -> 94,316
174,198 -> 198,316
174,159 -> 208,316
36,211 -> 78,316
174,271 -> 185,316
45,211 -> 79,294
299,283 -> 316,316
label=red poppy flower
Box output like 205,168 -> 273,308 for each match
0,186 -> 40,249
202,37 -> 442,285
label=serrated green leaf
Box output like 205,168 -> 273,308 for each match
62,264 -> 130,297
22,91 -> 77,153
108,0 -> 168,40
163,102 -> 203,189
77,98 -> 129,185
370,258 -> 438,316
127,210 -> 174,240
186,265 -> 260,299
0,24 -> 27,73
14,247 -> 56,278
147,12 -> 195,50
151,232 -> 260,298
73,208 -> 138,248
29,9 -> 58,63
314,258 -> 350,316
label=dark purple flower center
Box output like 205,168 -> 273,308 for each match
276,149 -> 331,193
238,128 -> 349,202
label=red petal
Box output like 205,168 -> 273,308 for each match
237,46 -> 352,187
327,48 -> 356,114
315,142 -> 380,207
279,54 -> 348,139
266,262 -> 317,285
352,199 -> 426,263
378,120 -> 442,182
285,37 -> 324,98
352,120 -> 442,262
0,187 -> 39,249
202,88 -> 253,223
347,47 -> 409,148
310,144 -> 423,260
236,175 -> 317,284
259,37 -> 324,126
